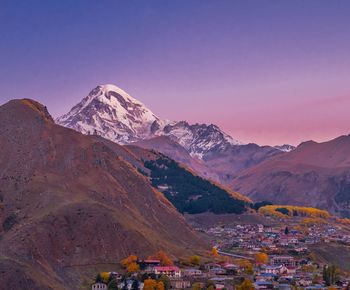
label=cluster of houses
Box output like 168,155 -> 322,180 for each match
91,222 -> 350,289
91,253 -> 350,290
202,223 -> 350,254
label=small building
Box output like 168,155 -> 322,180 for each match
170,279 -> 190,289
154,266 -> 181,278
183,268 -> 202,276
91,283 -> 107,290
254,281 -> 274,289
270,256 -> 296,267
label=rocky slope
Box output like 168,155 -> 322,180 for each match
0,99 -> 206,289
231,135 -> 350,217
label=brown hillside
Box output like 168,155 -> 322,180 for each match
231,135 -> 350,217
0,99 -> 206,290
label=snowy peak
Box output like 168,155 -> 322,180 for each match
57,85 -> 159,143
274,144 -> 296,152
57,84 -> 245,158
158,121 -> 243,158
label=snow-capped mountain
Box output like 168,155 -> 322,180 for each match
274,144 -> 296,152
57,84 -> 160,143
57,84 -> 243,158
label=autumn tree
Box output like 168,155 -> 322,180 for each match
149,251 -> 173,266
121,255 -> 138,268
211,247 -> 219,258
190,255 -> 201,265
236,259 -> 253,275
156,281 -> 165,290
99,272 -> 111,283
255,252 -> 268,264
127,262 -> 140,273
206,281 -> 215,290
192,282 -> 202,290
144,279 -> 158,290
236,279 -> 254,290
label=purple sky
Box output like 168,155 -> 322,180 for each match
1,0 -> 349,145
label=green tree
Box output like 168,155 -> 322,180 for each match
108,279 -> 118,290
158,275 -> 171,290
284,227 -> 289,235
132,280 -> 139,290
323,265 -> 339,286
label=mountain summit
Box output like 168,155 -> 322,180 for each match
57,84 -> 243,159
57,84 -> 160,143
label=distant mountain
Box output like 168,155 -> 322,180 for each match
0,99 -> 206,289
231,135 -> 350,217
57,84 -> 282,183
274,144 -> 296,152
57,85 -> 243,157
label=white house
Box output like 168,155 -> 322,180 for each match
91,283 -> 107,290
154,266 -> 181,278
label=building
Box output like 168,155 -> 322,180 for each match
170,279 -> 190,289
270,256 -> 296,267
91,283 -> 107,290
154,266 -> 181,278
183,268 -> 202,276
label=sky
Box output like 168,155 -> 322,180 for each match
0,0 -> 349,146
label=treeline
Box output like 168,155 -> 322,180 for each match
144,157 -> 248,214
258,205 -> 330,219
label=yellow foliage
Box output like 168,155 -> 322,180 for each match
255,252 -> 268,264
189,255 -> 201,265
127,262 -> 140,273
120,255 -> 138,268
300,217 -> 327,226
236,259 -> 253,274
156,282 -> 165,290
236,279 -> 254,290
144,279 -> 157,290
258,205 -> 330,219
336,218 -> 350,225
192,282 -> 202,290
211,247 -> 219,257
148,251 -> 173,266
100,272 -> 110,283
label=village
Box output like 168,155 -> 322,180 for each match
90,220 -> 350,290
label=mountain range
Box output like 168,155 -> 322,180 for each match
57,84 -> 287,184
57,84 -> 350,217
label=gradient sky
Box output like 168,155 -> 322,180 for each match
1,0 -> 350,146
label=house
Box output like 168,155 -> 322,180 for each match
139,259 -> 161,271
170,279 -> 190,289
209,267 -> 226,275
254,281 -> 274,289
183,268 -> 202,276
91,283 -> 107,290
154,266 -> 181,278
270,256 -> 296,267
263,265 -> 283,275
255,273 -> 276,282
